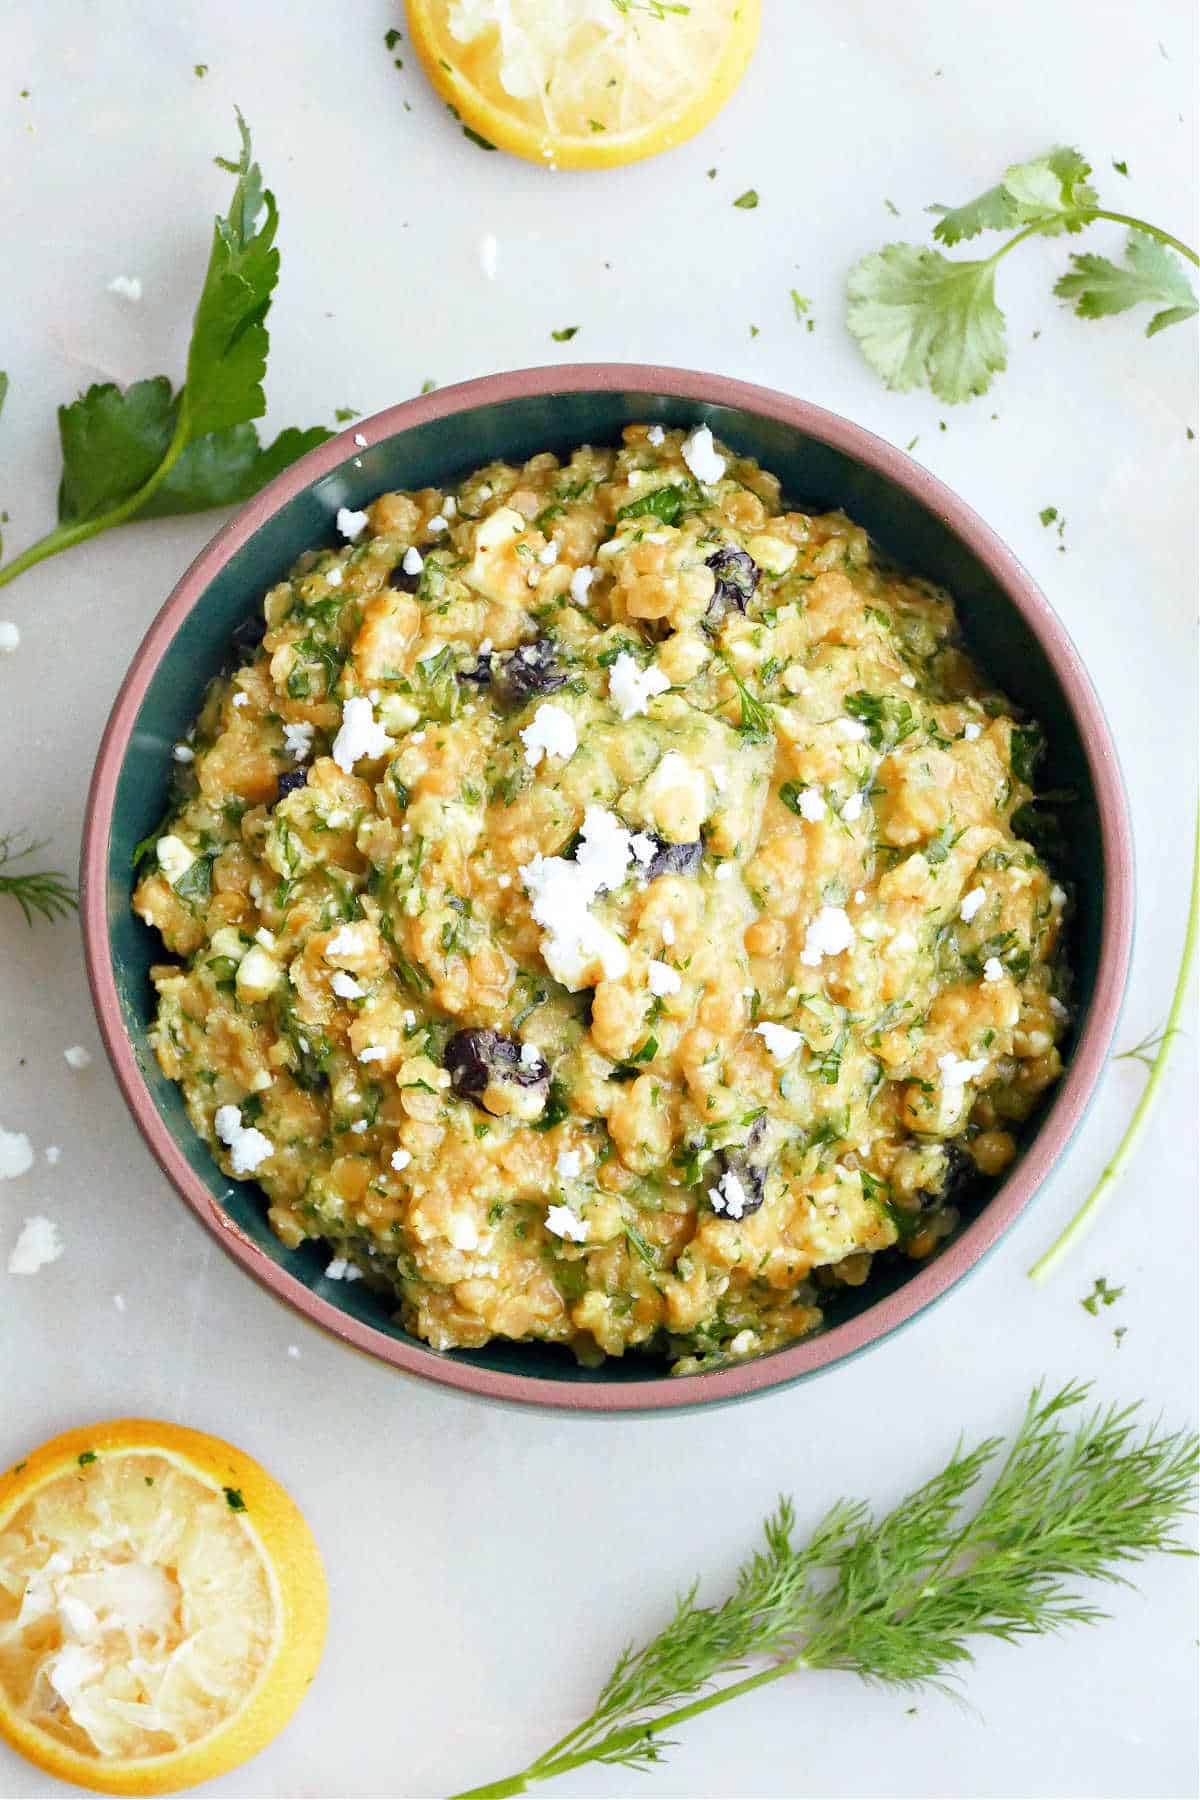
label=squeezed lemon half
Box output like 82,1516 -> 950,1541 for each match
405,0 -> 761,169
0,1421 -> 326,1795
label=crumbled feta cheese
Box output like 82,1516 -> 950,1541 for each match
982,957 -> 1005,983
45,1145 -> 61,1165
63,1046 -> 92,1071
900,672 -> 917,689
715,862 -> 735,882
331,696 -> 392,772
443,496 -> 458,519
608,652 -> 670,720
107,274 -> 142,301
0,622 -> 21,653
402,546 -> 424,576
8,1216 -> 64,1274
556,1150 -> 582,1180
681,424 -> 726,485
326,566 -> 344,587
708,1171 -> 749,1219
799,906 -> 855,966
353,432 -> 367,448
729,1329 -> 758,1355
283,721 -> 314,762
853,889 -> 866,904
390,1148 -> 412,1172
1050,884 -> 1067,908
402,1010 -> 416,1028
427,513 -> 449,534
171,742 -> 194,764
287,1344 -> 300,1358
331,971 -> 364,1000
661,918 -> 676,946
324,1257 -> 362,1282
521,702 -> 577,768
0,1127 -> 35,1181
963,721 -> 982,741
479,232 -> 499,279
232,690 -> 249,707
841,791 -> 865,822
113,1293 -> 126,1312
448,1215 -> 479,1251
236,945 -> 281,1003
325,921 -> 373,962
1050,996 -> 1070,1021
647,959 -> 681,997
519,1042 -> 543,1072
519,805 -> 634,990
336,506 -> 369,542
569,565 -> 595,606
937,1052 -> 989,1089
792,786 -> 826,823
545,1203 -> 588,1243
255,928 -> 276,950
959,887 -> 986,923
647,424 -> 665,446
537,539 -> 559,566
357,1046 -> 388,1064
835,717 -> 869,741
214,1105 -> 273,1175
156,834 -> 195,885
629,833 -> 657,866
756,1021 -> 804,1060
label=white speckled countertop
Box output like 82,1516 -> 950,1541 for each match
1,3 -> 1196,1796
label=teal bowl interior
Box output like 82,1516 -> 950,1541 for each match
101,385 -> 1104,1387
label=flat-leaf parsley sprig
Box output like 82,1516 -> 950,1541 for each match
847,147 -> 1198,403
449,1383 -> 1197,1799
0,114 -> 331,594
0,830 -> 78,926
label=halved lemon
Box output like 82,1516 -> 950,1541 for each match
405,0 -> 761,169
0,1421 -> 326,1795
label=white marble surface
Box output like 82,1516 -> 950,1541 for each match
1,4 -> 1197,1797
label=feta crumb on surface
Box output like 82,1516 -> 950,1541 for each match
556,1149 -> 582,1180
323,1257 -> 362,1282
1050,996 -> 1070,1021
0,622 -> 21,653
390,1148 -> 412,1172
171,743 -> 194,763
232,690 -> 249,707
255,927 -> 276,950
325,566 -> 344,587
287,1344 -> 300,1358
629,832 -> 657,865
283,721 -> 314,762
325,922 -> 372,961
156,834 -> 195,885
336,506 -> 369,542
331,971 -> 364,1000
447,1215 -> 479,1251
647,424 -> 665,446
937,1052 -> 989,1089
756,1021 -> 804,1061
519,1042 -> 542,1071
841,791 -> 865,822
681,424 -> 726,485
537,539 -> 559,566
8,1216 -> 64,1275
45,1145 -> 61,1165
214,1105 -> 273,1175
0,1127 -> 35,1181
959,886 -> 986,922
899,672 -> 917,689
853,889 -> 867,904
545,1203 -> 588,1243
729,1328 -> 758,1355
647,959 -> 681,997
479,232 -> 499,279
443,496 -> 457,518
353,432 -> 367,448
792,786 -> 826,823
982,957 -> 1005,982
113,1293 -> 126,1313
799,906 -> 855,966
661,918 -> 676,946
402,545 -> 424,576
427,513 -> 449,534
835,717 -> 870,741
107,274 -> 142,301
1050,884 -> 1067,907
569,565 -> 595,606
708,1170 -> 749,1220
608,652 -> 670,720
519,805 -> 634,990
715,862 -> 735,882
963,721 -> 982,741
63,1046 -> 92,1071
357,1046 -> 388,1064
331,696 -> 392,773
520,702 -> 578,768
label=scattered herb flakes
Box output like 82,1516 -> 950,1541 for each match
884,198 -> 900,216
1039,505 -> 1059,527
790,289 -> 810,320
733,189 -> 760,209
223,1485 -> 247,1511
905,434 -> 920,451
552,325 -> 581,342
334,406 -> 361,423
463,125 -> 497,151
419,378 -> 438,394
588,118 -> 606,132
749,323 -> 759,338
706,167 -> 717,180
77,1450 -> 97,1466
384,28 -> 402,49
1112,159 -> 1129,177
1082,1276 -> 1124,1315
194,63 -> 208,78
1114,1326 -> 1128,1348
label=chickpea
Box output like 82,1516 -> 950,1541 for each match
971,1130 -> 1017,1176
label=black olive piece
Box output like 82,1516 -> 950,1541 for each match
444,1028 -> 549,1105
457,652 -> 493,687
636,835 -> 704,882
492,637 -> 566,708
707,1114 -> 768,1218
230,611 -> 267,659
705,546 -> 759,623
388,563 -> 421,593
929,1141 -> 976,1204
275,767 -> 308,804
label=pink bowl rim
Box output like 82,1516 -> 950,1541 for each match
81,362 -> 1134,1414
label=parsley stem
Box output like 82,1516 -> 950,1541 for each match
0,408 -> 190,592
447,1658 -> 802,1799
1082,210 -> 1199,267
1028,805 -> 1199,1281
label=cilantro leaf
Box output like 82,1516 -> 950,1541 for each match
1054,232 -> 1199,336
932,147 -> 1097,245
0,371 -> 7,422
930,182 -> 1019,246
846,244 -> 1007,402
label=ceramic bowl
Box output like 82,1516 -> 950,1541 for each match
81,364 -> 1133,1413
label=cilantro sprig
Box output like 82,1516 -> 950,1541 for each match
450,1384 -> 1197,1798
0,114 -> 330,593
847,147 -> 1198,402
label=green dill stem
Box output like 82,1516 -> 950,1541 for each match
446,1659 -> 802,1800
0,404 -> 191,592
1029,806 -> 1199,1281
